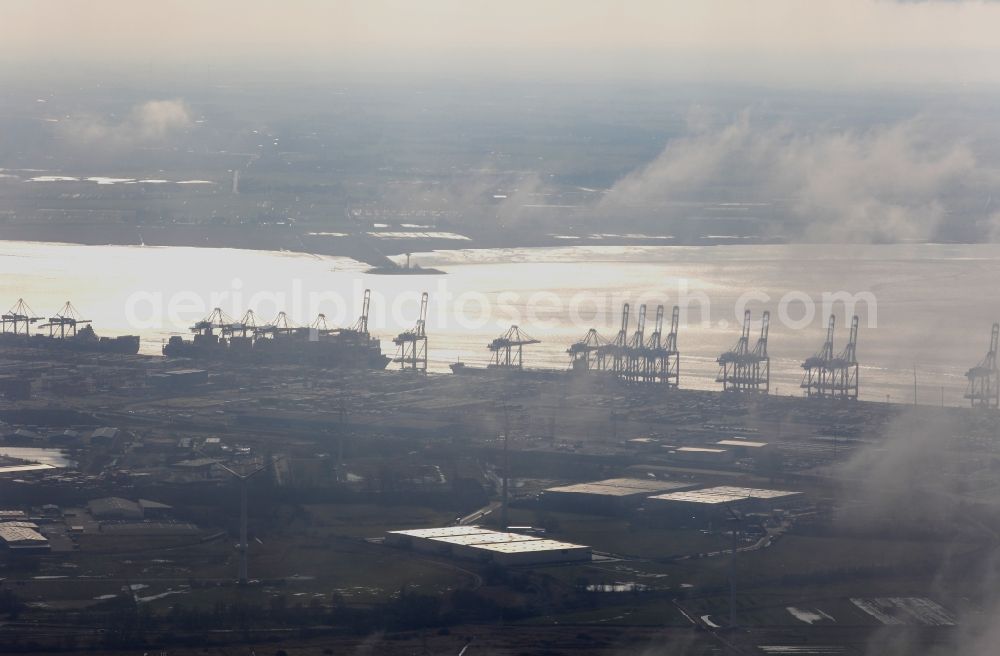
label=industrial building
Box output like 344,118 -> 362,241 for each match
667,446 -> 734,466
714,439 -> 770,456
137,498 -> 173,518
540,477 -> 698,513
89,427 -> 120,446
432,531 -> 546,559
646,485 -> 802,517
86,496 -> 172,521
468,539 -> 591,566
385,526 -> 591,565
385,526 -> 495,553
0,524 -> 50,553
88,496 -> 144,520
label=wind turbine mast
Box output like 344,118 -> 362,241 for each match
219,462 -> 267,585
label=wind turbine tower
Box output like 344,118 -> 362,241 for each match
220,462 -> 267,585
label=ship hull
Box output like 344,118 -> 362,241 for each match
163,333 -> 390,370
0,332 -> 140,356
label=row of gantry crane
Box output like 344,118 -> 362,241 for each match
156,286 -> 1000,409
387,294 -> 860,400
388,293 -> 999,408
567,303 -> 1000,409
565,303 -> 857,399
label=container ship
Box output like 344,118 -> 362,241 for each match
163,290 -> 390,370
0,300 -> 140,355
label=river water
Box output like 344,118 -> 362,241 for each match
1,240 -> 998,406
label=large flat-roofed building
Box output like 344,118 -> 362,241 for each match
469,539 -> 591,566
385,526 -> 494,552
433,532 -> 543,559
715,439 -> 770,455
0,525 -> 50,553
540,477 -> 698,513
385,526 -> 591,565
667,446 -> 734,466
646,485 -> 802,516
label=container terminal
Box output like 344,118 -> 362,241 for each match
0,289 -> 998,653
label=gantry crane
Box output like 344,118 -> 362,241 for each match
2,299 -> 43,335
192,307 -> 232,336
255,311 -> 297,339
310,313 -> 334,337
488,325 -> 540,370
663,305 -> 680,387
38,302 -> 92,339
223,309 -> 257,352
802,315 -> 837,397
605,303 -> 630,375
644,305 -> 681,387
751,310 -> 770,393
643,305 -> 665,383
623,304 -> 647,383
717,310 -> 770,393
568,302 -> 679,386
351,289 -> 372,335
187,307 -> 232,349
567,328 -> 607,372
393,292 -> 428,372
829,315 -> 859,400
966,322 -> 999,408
223,310 -> 258,339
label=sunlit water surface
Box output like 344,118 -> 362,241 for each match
1,240 -> 999,405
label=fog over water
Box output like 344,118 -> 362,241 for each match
2,240 -> 997,405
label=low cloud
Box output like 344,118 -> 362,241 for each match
59,99 -> 193,149
834,411 -> 1000,656
596,112 -> 979,243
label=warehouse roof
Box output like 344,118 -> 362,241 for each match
0,525 -> 48,545
648,485 -> 801,505
674,447 -> 728,454
434,532 -> 542,546
138,499 -> 172,510
545,478 -> 692,497
0,521 -> 39,529
470,539 -> 588,554
716,440 -> 769,448
388,526 -> 493,539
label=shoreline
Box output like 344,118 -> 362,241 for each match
0,222 -> 791,266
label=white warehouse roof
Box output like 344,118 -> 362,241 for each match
648,485 -> 801,505
0,525 -> 48,545
470,539 -> 588,555
387,526 -> 493,539
544,478 -> 693,497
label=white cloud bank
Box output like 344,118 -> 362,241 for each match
598,113 -> 980,242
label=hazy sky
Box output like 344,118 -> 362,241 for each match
3,0 -> 1000,88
